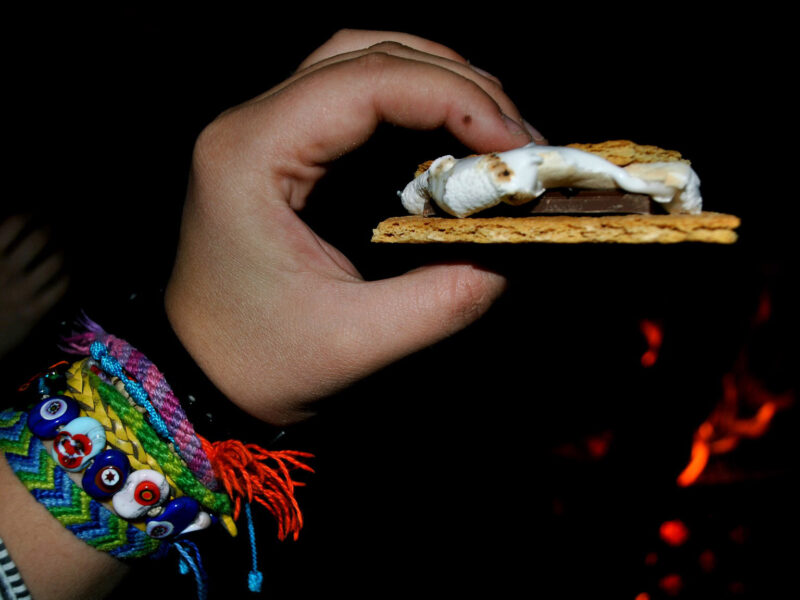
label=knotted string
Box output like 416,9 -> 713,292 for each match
63,315 -> 218,489
245,504 -> 263,593
174,540 -> 208,600
90,341 -> 177,447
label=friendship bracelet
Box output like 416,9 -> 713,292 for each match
60,359 -> 237,537
63,316 -> 219,490
0,410 -> 163,560
3,319 -> 314,598
63,361 -> 177,488
92,341 -> 179,450
89,368 -> 234,516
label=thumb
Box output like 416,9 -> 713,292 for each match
334,264 -> 507,374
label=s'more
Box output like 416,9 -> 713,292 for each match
371,140 -> 740,244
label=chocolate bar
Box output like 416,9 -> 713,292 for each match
529,189 -> 662,215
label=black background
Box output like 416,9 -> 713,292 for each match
2,6 -> 797,599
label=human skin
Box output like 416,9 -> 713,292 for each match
0,215 -> 69,359
1,30 -> 540,599
165,29 -> 540,426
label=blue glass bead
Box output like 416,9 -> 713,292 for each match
81,449 -> 130,500
27,395 -> 80,438
145,497 -> 205,539
50,416 -> 106,472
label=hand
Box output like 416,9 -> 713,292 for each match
165,30 -> 541,425
0,215 -> 69,359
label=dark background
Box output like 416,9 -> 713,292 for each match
2,6 -> 796,599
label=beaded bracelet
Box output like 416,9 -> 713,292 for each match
65,318 -> 219,491
2,320 -> 314,599
0,410 -> 164,559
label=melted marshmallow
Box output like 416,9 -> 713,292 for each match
399,144 -> 702,217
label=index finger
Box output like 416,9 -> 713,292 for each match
267,41 -> 521,127
297,29 -> 470,71
208,52 -> 533,209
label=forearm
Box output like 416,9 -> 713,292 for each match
0,453 -> 128,600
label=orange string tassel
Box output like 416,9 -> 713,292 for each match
200,436 -> 314,541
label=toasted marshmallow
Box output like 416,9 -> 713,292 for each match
399,144 -> 702,217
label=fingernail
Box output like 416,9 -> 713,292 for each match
523,120 -> 548,144
502,114 -> 531,140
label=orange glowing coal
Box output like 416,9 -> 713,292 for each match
676,289 -> 795,487
639,319 -> 663,368
659,519 -> 689,547
676,355 -> 793,487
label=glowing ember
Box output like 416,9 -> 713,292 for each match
551,430 -> 613,462
639,319 -> 663,368
659,519 -> 689,547
676,287 -> 795,487
658,573 -> 683,596
677,363 -> 792,487
586,430 -> 613,459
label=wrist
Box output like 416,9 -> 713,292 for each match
0,428 -> 129,600
2,310 -> 313,599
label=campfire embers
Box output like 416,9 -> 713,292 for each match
636,281 -> 794,489
639,318 -> 664,369
676,364 -> 792,487
672,287 -> 795,488
628,277 -> 797,598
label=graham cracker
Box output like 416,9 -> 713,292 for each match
565,140 -> 688,166
371,212 -> 740,244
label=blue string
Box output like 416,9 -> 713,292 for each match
89,342 -> 177,447
245,503 -> 263,593
174,540 -> 208,600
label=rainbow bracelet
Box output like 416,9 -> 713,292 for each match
2,319 -> 314,599
0,409 -> 163,560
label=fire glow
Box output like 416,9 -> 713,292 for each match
632,285 -> 794,598
639,319 -> 663,368
659,519 -> 689,547
676,361 -> 791,487
638,290 -> 795,488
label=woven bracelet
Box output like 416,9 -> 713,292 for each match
0,410 -> 163,560
2,320 -> 314,599
64,315 -> 221,489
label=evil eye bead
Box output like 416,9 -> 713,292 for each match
181,510 -> 212,536
28,395 -> 80,438
145,497 -> 204,539
112,469 -> 170,519
51,416 -> 106,472
81,449 -> 130,500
